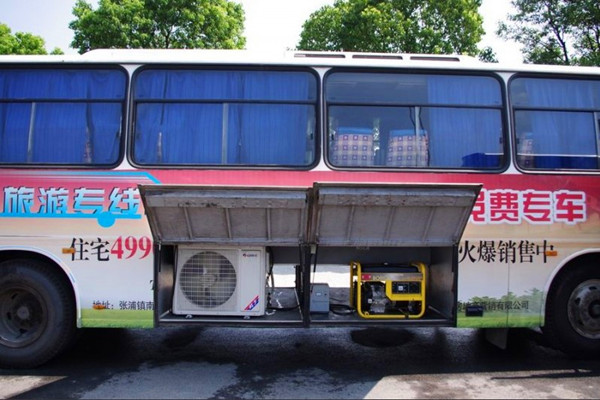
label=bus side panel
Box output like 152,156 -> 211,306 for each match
457,175 -> 600,329
0,171 -> 156,328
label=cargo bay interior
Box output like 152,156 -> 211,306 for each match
141,183 -> 480,327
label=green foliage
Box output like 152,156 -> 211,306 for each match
570,0 -> 600,66
478,46 -> 498,63
69,0 -> 246,54
457,313 -> 540,328
297,0 -> 484,56
498,0 -> 600,66
0,23 -> 60,55
81,309 -> 153,328
457,288 -> 544,328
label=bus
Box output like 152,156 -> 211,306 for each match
0,49 -> 599,368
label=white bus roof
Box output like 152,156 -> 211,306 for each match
0,49 -> 599,76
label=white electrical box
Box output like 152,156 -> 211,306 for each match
310,283 -> 330,313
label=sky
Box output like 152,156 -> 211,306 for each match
0,0 -> 522,63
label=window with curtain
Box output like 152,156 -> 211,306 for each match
325,71 -> 505,169
510,77 -> 600,170
0,68 -> 126,165
132,68 -> 317,167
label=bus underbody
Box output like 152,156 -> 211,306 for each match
140,182 -> 481,328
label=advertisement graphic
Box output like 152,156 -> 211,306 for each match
0,171 -> 159,328
2,169 -> 600,329
457,181 -> 599,328
1,171 -> 158,227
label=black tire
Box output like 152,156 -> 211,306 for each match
0,259 -> 76,368
544,264 -> 600,358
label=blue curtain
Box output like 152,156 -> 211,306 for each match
3,69 -> 123,99
519,79 -> 599,109
236,72 -> 313,165
0,103 -> 30,163
234,103 -> 313,165
135,70 -> 243,100
0,69 -> 125,165
517,79 -> 598,169
133,69 -> 315,166
32,103 -> 87,163
135,103 -> 224,164
134,70 -> 239,164
89,103 -> 122,164
31,102 -> 120,164
427,76 -> 503,168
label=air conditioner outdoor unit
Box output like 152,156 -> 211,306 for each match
173,246 -> 267,316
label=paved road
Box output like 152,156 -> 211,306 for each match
1,326 -> 599,399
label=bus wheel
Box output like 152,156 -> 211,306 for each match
544,265 -> 600,358
0,259 -> 75,368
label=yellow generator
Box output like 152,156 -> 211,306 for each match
350,261 -> 427,319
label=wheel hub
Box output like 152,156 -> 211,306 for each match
16,304 -> 32,321
0,288 -> 46,348
568,279 -> 600,339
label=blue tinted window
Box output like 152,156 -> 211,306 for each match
0,68 -> 126,165
326,73 -> 501,106
0,69 -> 125,100
325,72 -> 504,169
511,78 -> 600,109
133,69 -> 317,166
135,70 -> 317,101
511,77 -> 600,170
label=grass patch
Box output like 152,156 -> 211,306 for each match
81,309 -> 153,328
507,314 -> 542,327
458,312 -> 541,328
458,312 -> 507,328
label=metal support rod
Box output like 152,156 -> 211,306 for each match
266,208 -> 272,241
595,112 -> 600,168
222,103 -> 229,163
452,244 -> 459,326
183,207 -> 194,239
26,102 -> 36,163
300,243 -> 312,327
224,208 -> 232,239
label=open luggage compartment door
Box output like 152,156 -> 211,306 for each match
140,183 -> 480,248
139,185 -> 309,246
309,183 -> 481,247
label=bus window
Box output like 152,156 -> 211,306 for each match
132,69 -> 317,167
0,68 -> 126,166
325,72 -> 504,169
510,77 -> 600,170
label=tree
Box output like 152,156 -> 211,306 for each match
478,46 -> 498,63
69,0 -> 245,54
497,0 -> 571,65
497,0 -> 600,66
570,0 -> 600,66
297,0 -> 485,57
0,23 -> 63,55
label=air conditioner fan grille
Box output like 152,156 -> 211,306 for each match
179,251 -> 237,308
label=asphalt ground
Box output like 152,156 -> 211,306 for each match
2,325 -> 600,399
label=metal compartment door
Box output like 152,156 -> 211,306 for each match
139,185 -> 309,246
309,183 -> 481,247
140,183 -> 480,247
